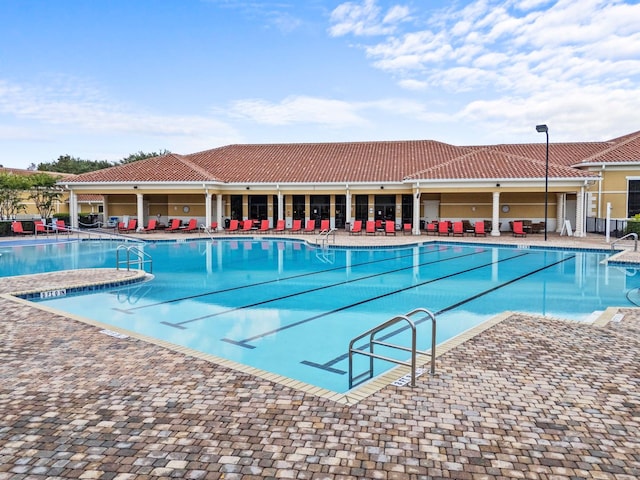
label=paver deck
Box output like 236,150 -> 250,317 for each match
1,232 -> 639,479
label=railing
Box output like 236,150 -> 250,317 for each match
316,228 -> 336,248
611,232 -> 638,252
116,245 -> 153,273
348,308 -> 436,389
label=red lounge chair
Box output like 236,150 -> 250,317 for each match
257,220 -> 270,233
226,219 -> 239,233
34,220 -> 49,235
290,219 -> 302,233
180,218 -> 198,233
350,220 -> 362,235
452,221 -> 464,236
474,221 -> 486,237
425,222 -> 437,235
513,221 -> 527,237
319,219 -> 330,233
273,219 -> 285,233
438,221 -> 450,236
403,223 -> 411,235
210,222 -> 218,232
56,219 -> 71,233
375,219 -> 383,232
365,221 -> 376,235
240,220 -> 254,233
11,221 -> 33,235
385,221 -> 396,235
142,218 -> 158,233
165,218 -> 181,232
303,219 -> 315,233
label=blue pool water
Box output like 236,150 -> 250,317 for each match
2,238 -> 638,393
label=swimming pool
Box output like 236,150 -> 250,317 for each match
3,238 -> 637,393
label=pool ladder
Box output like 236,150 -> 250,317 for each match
348,308 -> 436,389
116,245 -> 153,273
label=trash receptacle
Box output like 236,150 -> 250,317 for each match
224,218 -> 231,229
420,220 -> 425,230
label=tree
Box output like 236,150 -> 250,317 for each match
37,155 -> 114,174
28,172 -> 64,220
0,172 -> 30,218
120,149 -> 170,164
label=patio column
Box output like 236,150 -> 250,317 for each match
216,194 -> 223,228
576,186 -> 586,237
556,193 -> 565,233
413,188 -> 421,235
345,188 -> 352,228
205,190 -> 212,229
278,190 -> 283,220
69,189 -> 78,229
136,193 -> 144,231
491,191 -> 501,236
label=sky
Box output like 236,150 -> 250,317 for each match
1,0 -> 639,169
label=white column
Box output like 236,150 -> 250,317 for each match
136,193 -> 144,231
278,190 -> 284,220
491,191 -> 501,236
205,191 -> 212,229
216,194 -> 223,228
345,189 -> 352,228
102,194 -> 109,226
69,189 -> 78,229
556,193 -> 565,233
576,186 -> 585,237
413,189 -> 421,235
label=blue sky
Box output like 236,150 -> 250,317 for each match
1,0 -> 639,169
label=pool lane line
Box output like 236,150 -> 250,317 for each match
161,249 -> 487,331
221,251 -> 531,348
301,254 -> 576,375
111,244 -> 459,314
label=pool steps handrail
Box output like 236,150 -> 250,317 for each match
116,245 -> 153,273
348,307 -> 436,389
611,232 -> 638,252
316,228 -> 336,248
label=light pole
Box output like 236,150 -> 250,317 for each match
536,124 -> 549,241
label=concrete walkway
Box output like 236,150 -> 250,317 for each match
1,232 -> 639,479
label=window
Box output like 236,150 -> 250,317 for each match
629,180 -> 640,217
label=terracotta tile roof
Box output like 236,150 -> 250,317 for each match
405,148 -> 597,181
69,154 -> 221,183
186,141 -> 466,183
63,130 -> 640,185
77,194 -> 103,202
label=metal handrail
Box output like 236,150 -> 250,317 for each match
116,245 -> 153,273
611,232 -> 638,252
348,307 -> 436,389
316,228 -> 336,248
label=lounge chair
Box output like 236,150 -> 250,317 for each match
165,218 -> 181,232
365,221 -> 376,235
273,219 -> 286,233
240,220 -> 254,233
257,220 -> 270,233
452,221 -> 464,236
375,219 -> 383,233
11,221 -> 33,235
474,221 -> 486,237
290,219 -> 302,233
180,218 -> 198,233
319,219 -> 330,233
34,220 -> 49,235
512,221 -> 527,237
303,219 -> 315,234
385,221 -> 396,235
403,223 -> 411,235
226,219 -> 239,233
142,218 -> 158,233
350,220 -> 362,235
438,221 -> 450,236
210,222 -> 218,232
56,219 -> 71,233
425,222 -> 437,235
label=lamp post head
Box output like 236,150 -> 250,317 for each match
536,124 -> 548,133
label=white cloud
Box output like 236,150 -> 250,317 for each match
329,0 -> 410,37
227,95 -> 370,127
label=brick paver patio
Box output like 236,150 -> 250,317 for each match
1,233 -> 639,479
